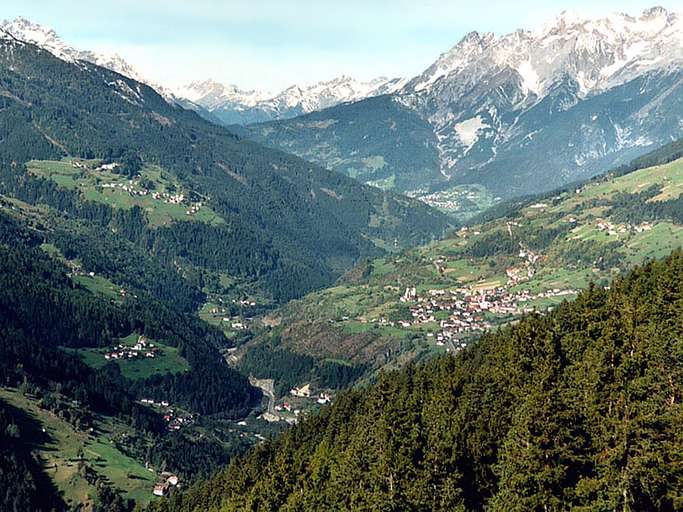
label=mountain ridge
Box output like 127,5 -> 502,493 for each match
176,75 -> 407,125
0,17 -> 176,99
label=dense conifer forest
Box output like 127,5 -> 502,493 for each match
148,251 -> 683,511
0,209 -> 262,507
0,212 -> 260,419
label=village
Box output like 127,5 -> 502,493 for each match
98,180 -> 205,217
594,219 -> 654,236
251,377 -> 334,426
397,283 -> 578,348
139,397 -> 196,431
72,159 -> 207,217
205,301 -> 254,331
104,335 -> 159,361
270,385 -> 333,424
393,240 -> 578,348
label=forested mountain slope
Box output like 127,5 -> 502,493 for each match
0,25 -> 448,508
0,34 -> 450,302
0,201 -> 263,508
244,95 -> 442,193
149,250 -> 683,511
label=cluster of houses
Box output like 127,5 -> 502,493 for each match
506,247 -> 542,284
225,319 -> 246,330
97,174 -> 205,215
100,180 -> 150,196
266,384 -> 333,423
288,384 -> 332,405
206,305 -> 248,330
140,398 -> 195,431
185,201 -> 203,216
153,473 -> 180,497
419,188 -> 486,212
152,191 -> 185,205
595,219 -> 653,236
104,336 -> 158,361
163,410 -> 195,431
74,160 -> 209,216
100,179 -> 191,209
396,284 -> 578,344
420,193 -> 461,212
275,402 -> 301,416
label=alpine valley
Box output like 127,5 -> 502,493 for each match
0,5 -> 682,512
0,18 -> 448,510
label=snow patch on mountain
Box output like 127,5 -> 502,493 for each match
454,116 -> 487,152
516,60 -> 541,96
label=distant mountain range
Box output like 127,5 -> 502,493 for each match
243,7 -> 683,217
175,76 -> 407,125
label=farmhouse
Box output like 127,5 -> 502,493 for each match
290,384 -> 311,398
153,483 -> 167,497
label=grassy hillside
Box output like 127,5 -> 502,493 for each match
149,250 -> 683,511
27,158 -> 224,227
0,388 -> 156,509
239,156 -> 683,391
68,333 -> 191,381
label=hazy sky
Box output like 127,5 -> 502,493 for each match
3,1 -> 682,92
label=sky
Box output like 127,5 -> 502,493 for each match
3,1 -> 682,92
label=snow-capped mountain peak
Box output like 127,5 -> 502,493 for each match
391,6 -> 683,192
407,6 -> 683,100
0,17 -> 174,99
269,74 -> 401,111
0,17 -> 74,61
176,79 -> 271,109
